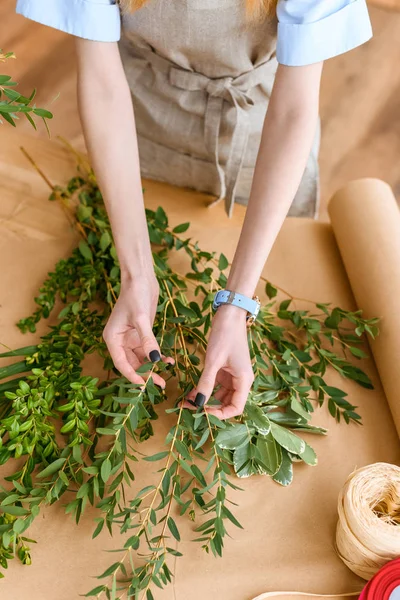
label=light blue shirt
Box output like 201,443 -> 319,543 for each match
16,0 -> 372,67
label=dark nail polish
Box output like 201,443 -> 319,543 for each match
186,399 -> 197,407
195,393 -> 206,408
149,350 -> 161,363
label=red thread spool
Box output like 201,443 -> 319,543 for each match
359,558 -> 400,600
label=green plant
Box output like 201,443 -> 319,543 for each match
0,50 -> 53,132
0,154 -> 378,597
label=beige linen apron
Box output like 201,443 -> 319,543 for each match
119,0 -> 320,218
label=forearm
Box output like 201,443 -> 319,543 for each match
227,63 -> 322,297
76,40 -> 152,282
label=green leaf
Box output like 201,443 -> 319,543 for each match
100,231 -> 112,252
98,562 -> 121,579
349,346 -> 367,359
92,519 -> 104,539
1,494 -> 20,506
190,464 -> 207,487
322,386 -> 347,398
265,282 -> 278,299
270,423 -> 305,455
167,517 -> 180,541
13,518 -> 28,535
245,403 -> 271,435
324,308 -> 341,329
19,380 -> 30,394
77,204 -> 92,221
298,442 -> 318,466
143,451 -> 169,462
124,535 -> 140,550
233,443 -> 253,478
290,397 -> 311,422
272,449 -> 293,486
221,505 -> 243,529
78,240 -> 93,261
37,458 -> 67,479
255,433 -> 282,476
1,111 -> 16,126
215,424 -> 251,450
100,458 -> 112,483
328,398 -> 337,419
85,585 -> 106,596
0,505 -> 29,516
194,428 -> 210,450
218,253 -> 229,271
60,419 -> 76,434
25,112 -> 37,130
33,107 -> 53,119
342,365 -> 373,389
172,222 -> 190,234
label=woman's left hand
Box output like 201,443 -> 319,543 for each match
184,305 -> 254,419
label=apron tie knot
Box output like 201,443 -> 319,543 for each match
170,66 -> 260,216
132,42 -> 272,217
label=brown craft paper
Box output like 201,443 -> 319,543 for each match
0,133 -> 399,600
329,179 -> 400,438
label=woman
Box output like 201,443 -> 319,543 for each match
17,0 -> 372,418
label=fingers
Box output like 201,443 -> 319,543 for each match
191,363 -> 219,408
161,354 -> 175,366
125,349 -> 166,389
109,345 -> 146,387
207,371 -> 253,419
135,315 -> 162,363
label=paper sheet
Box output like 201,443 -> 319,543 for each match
0,134 -> 399,600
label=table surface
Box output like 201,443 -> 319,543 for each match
0,132 -> 399,600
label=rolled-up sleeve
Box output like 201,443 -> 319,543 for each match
276,0 -> 373,66
16,0 -> 121,42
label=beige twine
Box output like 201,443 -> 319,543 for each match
251,463 -> 400,600
336,462 -> 400,580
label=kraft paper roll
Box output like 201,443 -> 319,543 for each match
328,178 -> 400,438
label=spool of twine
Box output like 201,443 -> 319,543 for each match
336,463 -> 400,580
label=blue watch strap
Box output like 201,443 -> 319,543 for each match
213,290 -> 260,322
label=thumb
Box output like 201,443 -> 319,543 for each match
135,316 -> 161,363
193,363 -> 219,408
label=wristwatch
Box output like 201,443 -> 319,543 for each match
213,290 -> 261,324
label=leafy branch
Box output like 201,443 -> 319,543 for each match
0,50 -> 53,132
0,151 -> 378,597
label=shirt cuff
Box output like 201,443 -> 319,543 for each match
276,0 -> 373,67
16,0 -> 121,43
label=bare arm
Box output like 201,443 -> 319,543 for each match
227,62 -> 323,296
76,39 -> 171,387
187,62 -> 323,416
76,39 -> 151,279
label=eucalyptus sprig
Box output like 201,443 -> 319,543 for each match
0,50 -> 53,132
0,155 -> 378,597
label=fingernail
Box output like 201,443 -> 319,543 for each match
149,350 -> 161,363
186,399 -> 197,407
195,393 -> 206,408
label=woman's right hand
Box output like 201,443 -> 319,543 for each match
103,273 -> 173,389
